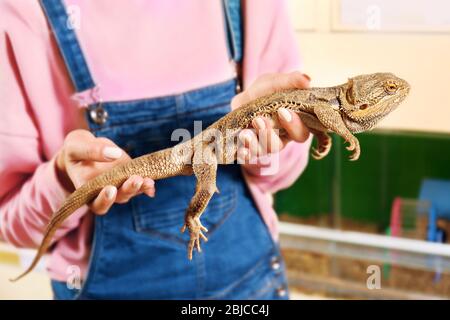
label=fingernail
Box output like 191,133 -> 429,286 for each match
254,118 -> 265,130
143,179 -> 155,189
145,187 -> 155,198
278,108 -> 292,122
239,130 -> 252,144
132,179 -> 143,189
238,148 -> 249,163
103,147 -> 122,160
302,73 -> 311,81
105,186 -> 116,200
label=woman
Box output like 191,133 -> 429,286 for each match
0,0 -> 311,299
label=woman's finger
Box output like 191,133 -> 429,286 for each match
64,131 -> 127,162
141,178 -> 156,198
239,129 -> 259,162
91,186 -> 117,215
115,175 -> 143,203
263,71 -> 310,93
251,117 -> 267,156
252,117 -> 283,155
66,138 -> 123,162
231,72 -> 310,109
277,108 -> 310,143
237,147 -> 251,164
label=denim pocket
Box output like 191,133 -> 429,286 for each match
131,175 -> 237,246
203,248 -> 289,300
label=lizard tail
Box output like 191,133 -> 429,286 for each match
9,171 -> 128,282
10,147 -> 190,282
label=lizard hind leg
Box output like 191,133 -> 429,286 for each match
180,147 -> 218,260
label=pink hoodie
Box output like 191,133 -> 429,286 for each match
0,0 -> 311,281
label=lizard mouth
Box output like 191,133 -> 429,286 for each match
348,89 -> 409,121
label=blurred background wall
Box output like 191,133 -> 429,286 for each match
288,0 -> 450,133
279,1 -> 450,299
277,0 -> 450,229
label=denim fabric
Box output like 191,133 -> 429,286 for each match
222,0 -> 243,63
52,80 -> 289,300
42,0 -> 290,300
39,0 -> 96,92
52,280 -> 79,300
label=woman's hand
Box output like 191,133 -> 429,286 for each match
55,129 -> 155,215
231,72 -> 311,168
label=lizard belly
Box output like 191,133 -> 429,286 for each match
297,111 -> 328,132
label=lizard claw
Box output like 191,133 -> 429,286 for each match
181,217 -> 208,260
345,139 -> 356,151
349,148 -> 360,161
345,138 -> 360,161
311,135 -> 332,160
311,147 -> 328,160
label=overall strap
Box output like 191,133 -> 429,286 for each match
40,0 -> 96,93
223,0 -> 243,64
222,0 -> 244,91
40,0 -> 242,93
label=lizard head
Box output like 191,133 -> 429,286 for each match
341,73 -> 410,128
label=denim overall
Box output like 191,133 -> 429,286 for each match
41,0 -> 289,300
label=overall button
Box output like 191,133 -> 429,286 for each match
89,104 -> 108,125
270,256 -> 281,271
276,286 -> 287,298
235,82 -> 242,93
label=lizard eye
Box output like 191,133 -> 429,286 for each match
359,104 -> 369,110
385,81 -> 398,94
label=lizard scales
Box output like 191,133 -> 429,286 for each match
11,72 -> 410,281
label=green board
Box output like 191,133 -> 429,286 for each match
275,130 -> 450,229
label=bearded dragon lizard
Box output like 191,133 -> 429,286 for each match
11,72 -> 410,281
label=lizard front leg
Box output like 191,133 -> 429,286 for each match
311,130 -> 332,160
181,145 -> 218,260
314,105 -> 360,160
296,111 -> 333,160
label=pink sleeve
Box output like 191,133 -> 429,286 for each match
0,30 -> 86,248
240,0 -> 311,193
